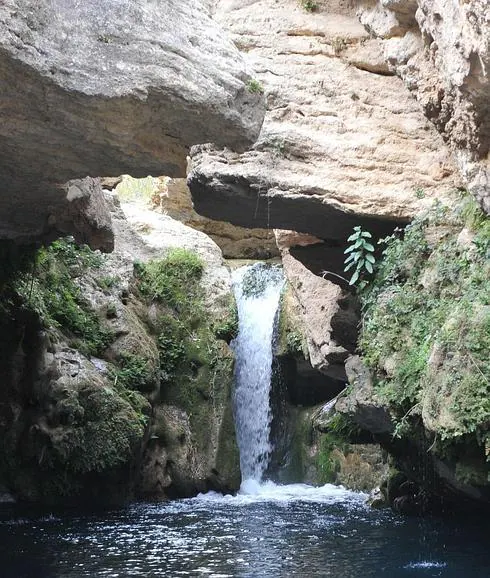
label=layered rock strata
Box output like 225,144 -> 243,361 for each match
155,177 -> 279,259
0,0 -> 265,246
357,0 -> 490,212
188,0 -> 459,241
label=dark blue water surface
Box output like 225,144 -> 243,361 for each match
0,482 -> 488,578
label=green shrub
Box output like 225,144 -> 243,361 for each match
135,248 -> 204,308
246,79 -> 264,94
359,195 -> 490,455
4,238 -> 112,357
300,0 -> 318,12
112,353 -> 155,393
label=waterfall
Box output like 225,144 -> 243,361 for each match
231,263 -> 284,485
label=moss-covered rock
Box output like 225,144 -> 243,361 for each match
133,252 -> 240,497
352,194 -> 490,507
0,234 -> 240,503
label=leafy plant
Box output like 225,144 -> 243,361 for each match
5,238 -> 113,357
359,195 -> 490,464
135,248 -> 204,309
344,226 -> 375,287
112,353 -> 154,393
300,0 -> 318,12
246,79 -> 264,94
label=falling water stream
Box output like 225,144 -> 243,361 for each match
231,263 -> 284,486
0,263 -> 488,576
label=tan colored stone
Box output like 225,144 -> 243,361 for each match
189,0 -> 460,239
158,178 -> 279,259
358,0 -> 490,212
281,252 -> 357,379
274,229 -> 323,251
0,0 -> 265,245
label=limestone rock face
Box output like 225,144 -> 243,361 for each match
357,0 -> 490,212
0,197 -> 240,503
336,356 -> 394,435
118,200 -> 233,313
281,252 -> 358,381
111,199 -> 240,497
0,0 -> 265,245
188,0 -> 459,240
157,178 -> 279,259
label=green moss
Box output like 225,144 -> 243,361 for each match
315,414 -> 362,484
213,299 -> 239,343
360,194 -> 490,460
46,386 -> 146,474
317,433 -> 343,484
246,79 -> 264,94
276,288 -> 307,358
0,238 -> 112,357
135,249 -> 236,455
135,247 -> 204,308
111,353 -> 155,394
300,0 -> 318,12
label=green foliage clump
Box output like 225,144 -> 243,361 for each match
276,288 -> 307,358
97,275 -> 120,292
112,353 -> 155,394
135,249 -> 233,437
135,249 -> 207,384
360,195 -> 490,461
285,331 -> 304,355
1,238 -> 112,357
300,0 -> 318,12
135,247 -> 204,307
344,226 -> 376,287
317,433 -> 343,483
246,79 -> 264,94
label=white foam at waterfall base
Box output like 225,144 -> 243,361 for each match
231,263 -> 284,482
194,480 -> 366,506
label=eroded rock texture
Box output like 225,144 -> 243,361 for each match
0,199 -> 240,503
188,0 -> 459,240
281,251 -> 358,381
155,178 -> 279,259
0,0 -> 265,246
358,0 -> 490,212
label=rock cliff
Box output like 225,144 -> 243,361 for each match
337,195 -> 490,509
0,0 -> 265,246
188,0 -> 459,241
357,0 -> 490,213
0,200 -> 240,504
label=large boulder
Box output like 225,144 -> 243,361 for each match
0,0 -> 265,246
280,251 -> 358,381
0,197 -> 240,503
